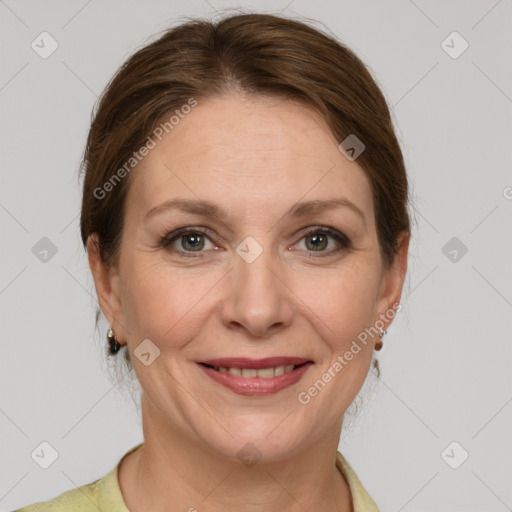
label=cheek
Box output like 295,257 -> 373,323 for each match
119,257 -> 218,345
294,261 -> 381,349
292,263 -> 380,420
120,245 -> 382,358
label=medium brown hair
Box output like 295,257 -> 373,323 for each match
80,12 -> 410,271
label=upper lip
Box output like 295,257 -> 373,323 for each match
199,357 -> 312,369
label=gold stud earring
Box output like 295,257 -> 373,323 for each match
374,328 -> 387,351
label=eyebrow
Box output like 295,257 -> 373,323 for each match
144,197 -> 366,226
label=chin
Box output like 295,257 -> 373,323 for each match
192,415 -> 308,465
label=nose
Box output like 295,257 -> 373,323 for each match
221,238 -> 294,339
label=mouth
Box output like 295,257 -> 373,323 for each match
197,357 -> 313,396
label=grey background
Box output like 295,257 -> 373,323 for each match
1,1 -> 511,510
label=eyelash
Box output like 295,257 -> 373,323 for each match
159,226 -> 351,258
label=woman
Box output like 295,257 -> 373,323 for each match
16,12 -> 410,512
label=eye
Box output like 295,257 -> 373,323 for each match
160,226 -> 351,259
160,228 -> 217,257
294,227 -> 351,257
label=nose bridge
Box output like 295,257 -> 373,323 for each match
225,234 -> 291,335
235,234 -> 279,297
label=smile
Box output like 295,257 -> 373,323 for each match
198,357 -> 313,396
206,364 -> 296,378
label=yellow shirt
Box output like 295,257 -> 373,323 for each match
15,444 -> 379,511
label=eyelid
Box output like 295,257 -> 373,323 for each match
160,225 -> 351,258
160,226 -> 216,248
293,226 -> 351,252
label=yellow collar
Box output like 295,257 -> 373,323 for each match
98,444 -> 379,511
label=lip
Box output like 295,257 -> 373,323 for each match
197,357 -> 313,396
199,357 -> 312,369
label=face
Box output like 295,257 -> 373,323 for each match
90,93 -> 408,462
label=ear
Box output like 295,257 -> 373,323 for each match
375,231 -> 410,328
87,234 -> 127,344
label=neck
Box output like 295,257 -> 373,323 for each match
118,397 -> 353,512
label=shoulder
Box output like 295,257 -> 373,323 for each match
13,464 -> 126,512
13,443 -> 142,512
13,474 -> 105,511
14,472 -> 110,512
336,451 -> 380,512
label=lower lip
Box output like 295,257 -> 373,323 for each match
198,363 -> 313,396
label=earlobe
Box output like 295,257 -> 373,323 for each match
87,234 -> 125,341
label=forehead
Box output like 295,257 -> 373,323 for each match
126,93 -> 374,222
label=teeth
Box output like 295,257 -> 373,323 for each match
215,365 -> 297,378
274,365 -> 285,376
256,367 -> 275,378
